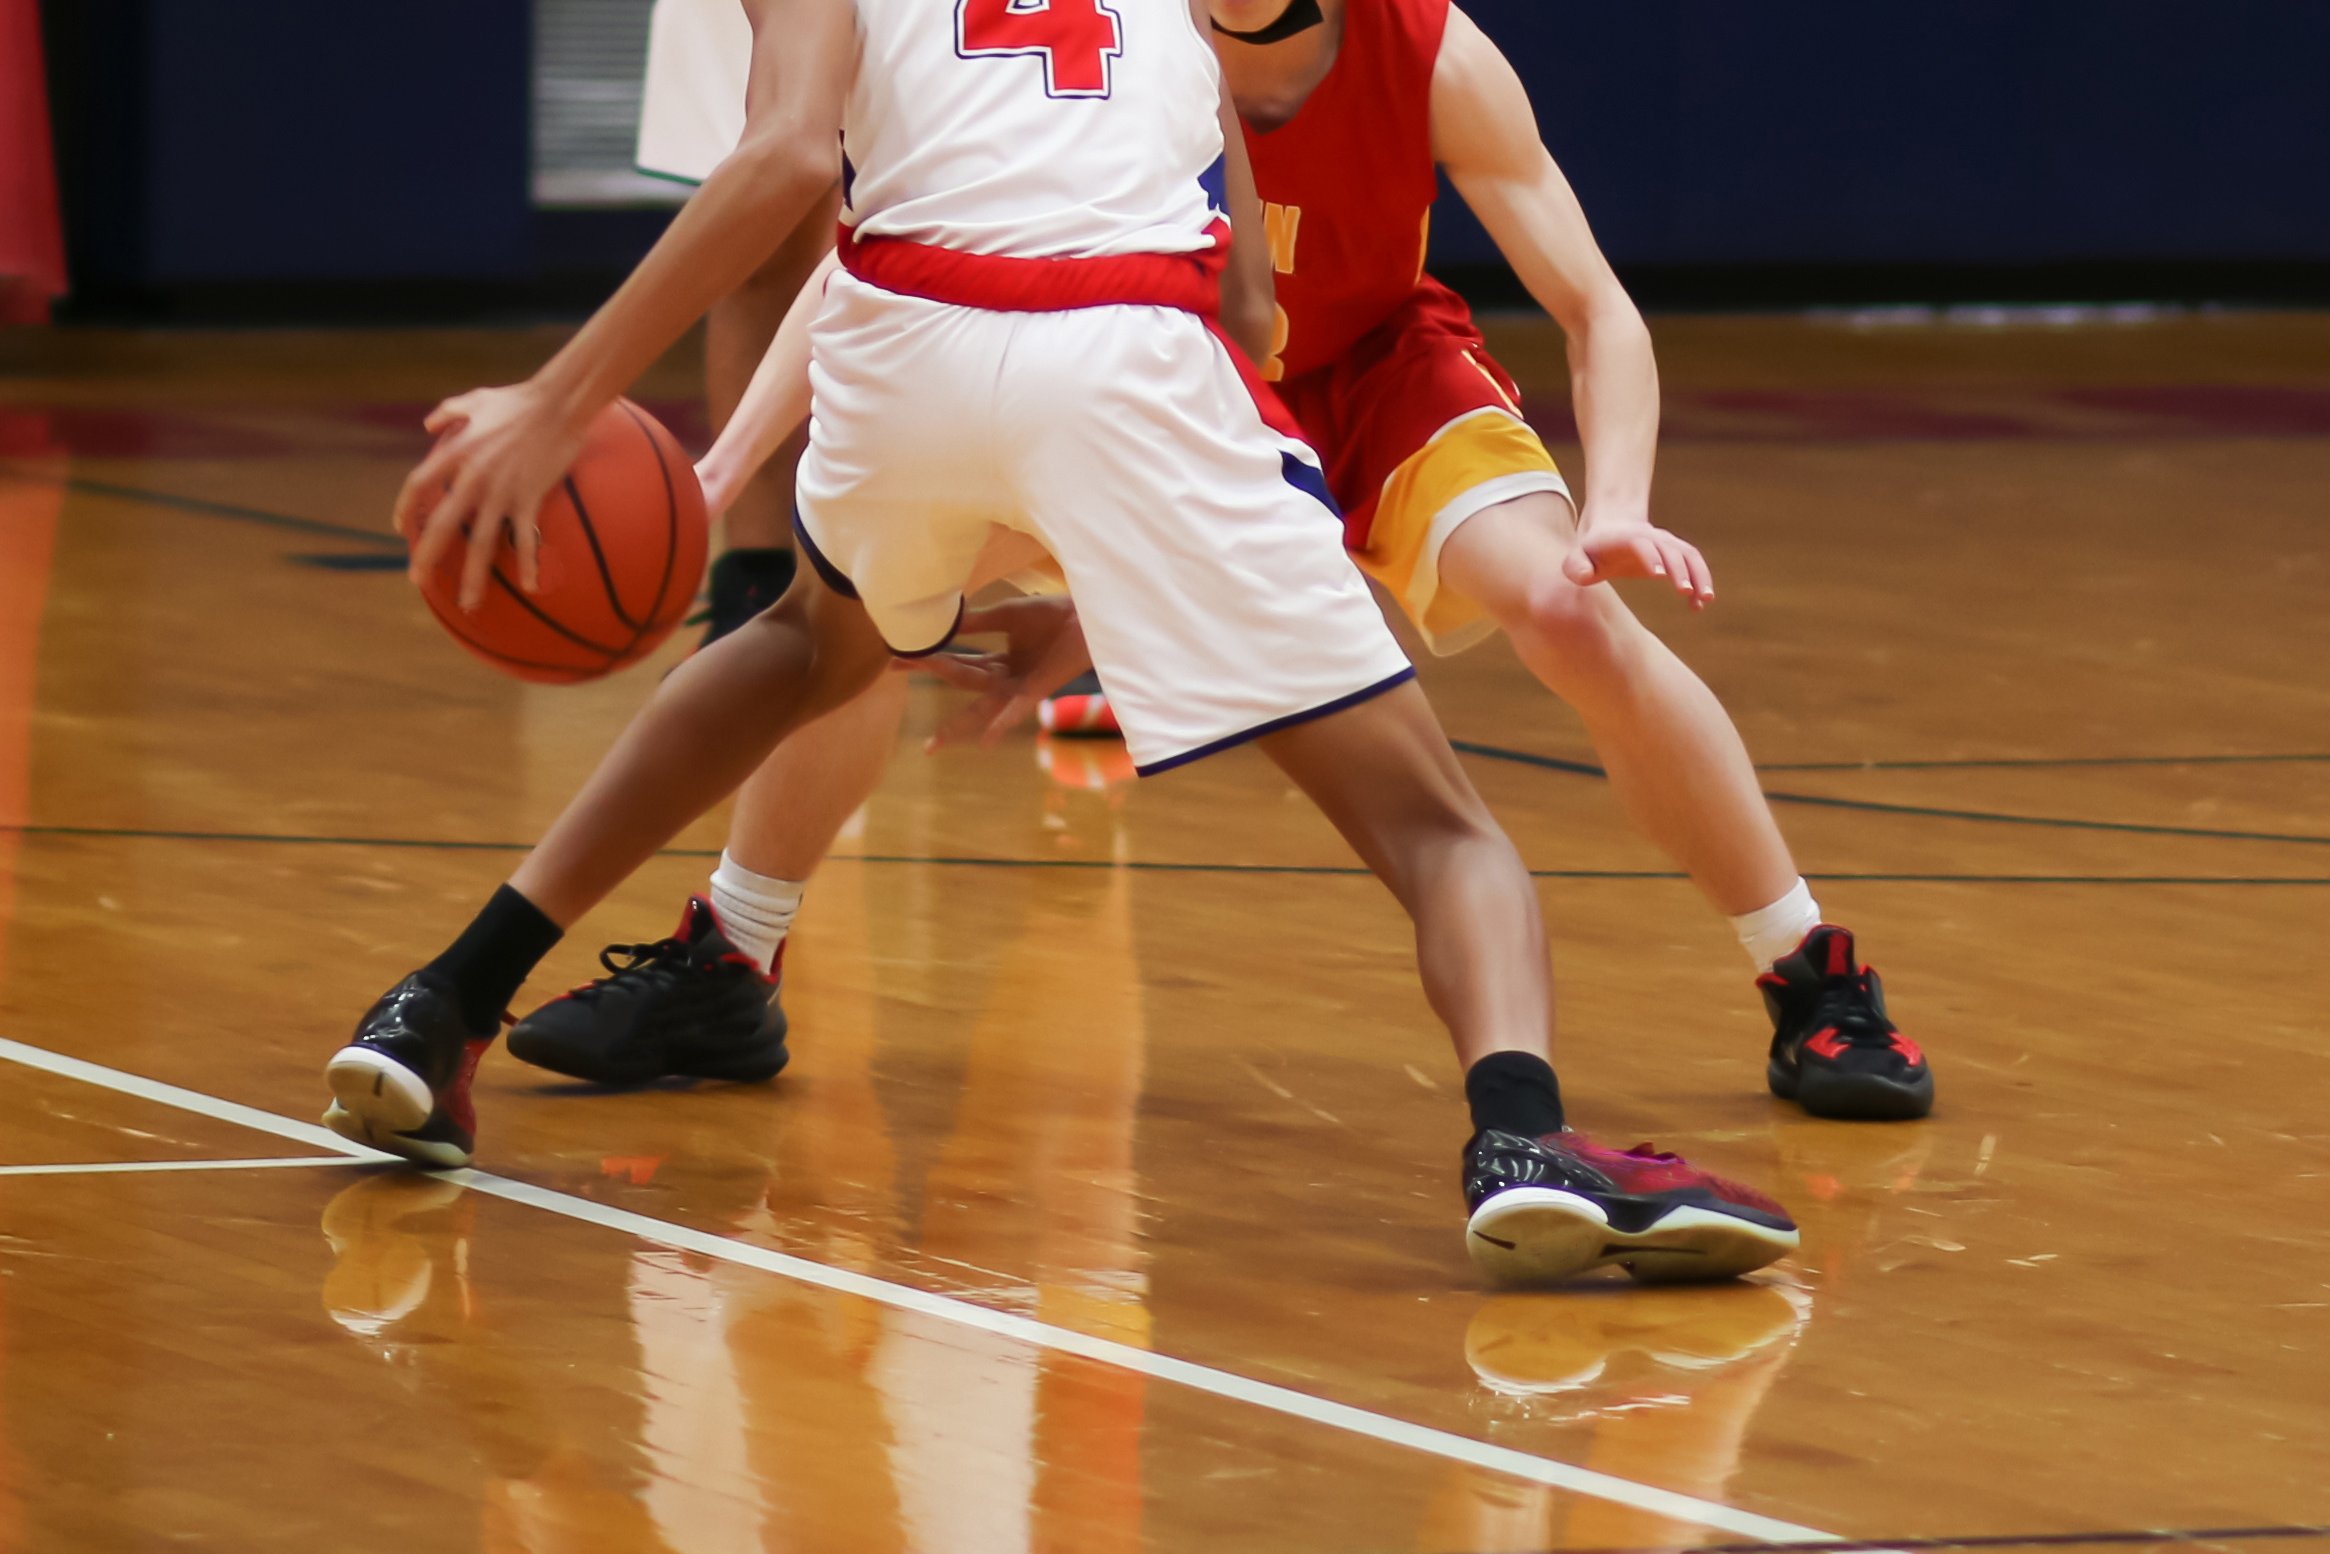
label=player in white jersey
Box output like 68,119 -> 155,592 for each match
324,0 -> 1800,1286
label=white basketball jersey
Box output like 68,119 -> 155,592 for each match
842,0 -> 1228,258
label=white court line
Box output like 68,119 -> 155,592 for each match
0,1156 -> 356,1178
0,1033 -> 1841,1543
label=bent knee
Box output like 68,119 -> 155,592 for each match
1509,574 -> 1641,668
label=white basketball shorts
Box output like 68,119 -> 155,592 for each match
635,0 -> 750,185
794,273 -> 1416,776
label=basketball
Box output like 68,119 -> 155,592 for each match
411,397 -> 709,684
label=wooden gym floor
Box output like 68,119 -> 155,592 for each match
0,309 -> 2325,1552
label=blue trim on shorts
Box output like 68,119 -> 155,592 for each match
792,510 -> 963,657
1133,666 -> 1418,778
791,510 -> 860,600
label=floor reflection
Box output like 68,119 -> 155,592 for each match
315,828 -> 1157,1554
1425,1282 -> 1811,1552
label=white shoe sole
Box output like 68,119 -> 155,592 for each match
322,1047 -> 469,1169
1465,1187 -> 1799,1287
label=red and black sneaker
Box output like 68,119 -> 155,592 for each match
1463,1130 -> 1800,1286
1761,925 -> 1933,1121
324,972 -> 495,1169
505,896 -> 788,1088
1036,670 -> 1120,738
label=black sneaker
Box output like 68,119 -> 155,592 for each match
1463,1129 -> 1800,1287
505,896 -> 788,1087
691,547 -> 797,649
324,972 -> 495,1169
1762,925 -> 1933,1121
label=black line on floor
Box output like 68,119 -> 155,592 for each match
6,823 -> 2329,885
0,464 -> 400,548
1502,1522 -> 2330,1554
1450,741 -> 2330,846
1758,752 -> 2330,773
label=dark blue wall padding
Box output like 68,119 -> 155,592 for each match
1434,0 -> 2330,269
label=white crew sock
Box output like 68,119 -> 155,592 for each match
708,851 -> 806,974
1730,878 -> 1822,972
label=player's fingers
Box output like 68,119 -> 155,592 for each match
1633,535 -> 1668,579
925,693 -> 1007,753
406,475 -> 477,584
458,509 -> 507,614
393,443 -> 459,538
980,688 -> 1049,746
913,651 -> 1008,694
1675,538 -> 1716,606
421,396 -> 472,437
1656,535 -> 1696,600
1561,547 -> 1600,586
513,516 -> 542,595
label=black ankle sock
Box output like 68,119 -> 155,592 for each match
1464,1051 -> 1565,1138
425,885 -> 564,1033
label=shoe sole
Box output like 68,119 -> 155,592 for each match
1768,1058 -> 1935,1121
323,1048 -> 471,1169
1466,1187 -> 1800,1288
504,1029 -> 789,1088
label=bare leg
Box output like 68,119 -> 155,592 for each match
724,671 -> 910,879
718,527 -> 1045,880
1256,681 -> 1551,1068
702,193 -> 838,551
509,574 -> 893,925
1438,492 -> 1798,917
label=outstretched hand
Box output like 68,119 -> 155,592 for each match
1561,510 -> 1715,610
907,597 -> 1092,752
394,382 -> 592,612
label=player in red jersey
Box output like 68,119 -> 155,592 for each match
514,0 -> 1931,1126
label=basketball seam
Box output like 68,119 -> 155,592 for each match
485,566 -> 626,658
615,398 -> 685,642
561,473 -> 645,641
418,589 -> 605,677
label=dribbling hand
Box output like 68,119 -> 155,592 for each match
394,382 -> 591,613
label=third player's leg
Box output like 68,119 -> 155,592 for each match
704,189 -> 841,552
1256,682 -> 1552,1069
1436,492 -> 1799,919
722,670 -> 910,881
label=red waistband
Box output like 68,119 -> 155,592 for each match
835,219 -> 1229,316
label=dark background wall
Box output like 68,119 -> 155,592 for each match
39,0 -> 2330,316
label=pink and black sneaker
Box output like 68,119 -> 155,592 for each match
1762,925 -> 1932,1121
324,972 -> 495,1169
505,896 -> 787,1088
1463,1130 -> 1800,1286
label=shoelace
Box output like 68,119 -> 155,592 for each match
566,936 -> 693,999
1809,970 -> 1896,1047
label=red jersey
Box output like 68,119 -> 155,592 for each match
1239,0 -> 1460,383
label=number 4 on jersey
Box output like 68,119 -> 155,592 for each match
957,0 -> 1123,99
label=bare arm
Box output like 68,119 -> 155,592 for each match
1201,0 -> 1277,362
396,0 -> 855,611
1431,7 -> 1708,604
696,247 -> 840,517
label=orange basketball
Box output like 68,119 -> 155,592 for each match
412,398 -> 709,684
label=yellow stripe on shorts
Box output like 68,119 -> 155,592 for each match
1354,409 -> 1562,648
